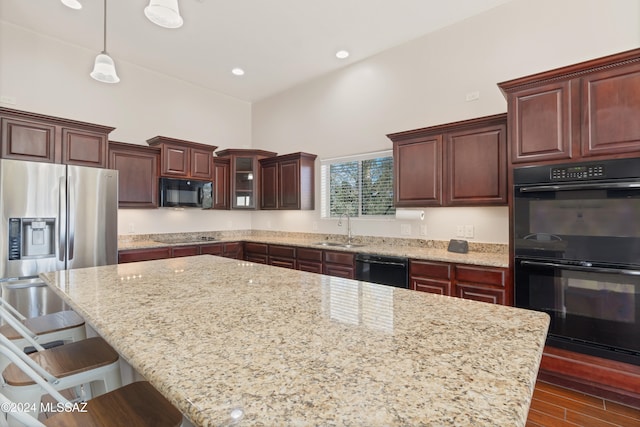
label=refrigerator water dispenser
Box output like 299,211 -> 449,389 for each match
8,218 -> 56,260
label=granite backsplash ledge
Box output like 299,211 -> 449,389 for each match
118,230 -> 507,255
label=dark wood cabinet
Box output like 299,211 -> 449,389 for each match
118,247 -> 172,263
147,136 -> 217,179
296,248 -> 323,273
391,135 -> 442,207
216,149 -> 277,209
498,48 -> 640,165
445,119 -> 507,205
453,265 -> 508,305
410,259 -> 510,305
0,107 -> 113,167
213,157 -> 230,209
108,141 -> 160,208
244,242 -> 269,264
388,114 -> 507,207
409,260 -> 452,295
323,250 -> 356,279
171,245 -> 200,258
268,245 -> 296,269
259,152 -> 317,210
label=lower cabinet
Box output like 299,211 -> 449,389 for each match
200,242 -> 243,259
171,245 -> 200,258
244,242 -> 269,264
268,245 -> 296,269
118,247 -> 172,263
323,250 -> 356,279
410,259 -> 510,305
296,248 -> 323,273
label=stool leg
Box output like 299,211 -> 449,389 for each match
3,384 -> 41,427
89,362 -> 121,397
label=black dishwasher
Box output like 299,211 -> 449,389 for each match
355,254 -> 409,289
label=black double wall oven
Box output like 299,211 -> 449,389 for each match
513,158 -> 640,366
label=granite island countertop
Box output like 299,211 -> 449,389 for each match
41,255 -> 547,426
118,231 -> 509,268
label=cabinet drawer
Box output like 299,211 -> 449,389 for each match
297,248 -> 323,262
413,278 -> 452,295
270,258 -> 296,269
269,245 -> 296,258
455,265 -> 506,287
297,260 -> 323,274
200,243 -> 223,255
118,247 -> 171,263
323,250 -> 355,266
172,245 -> 199,258
410,260 -> 451,280
244,242 -> 268,255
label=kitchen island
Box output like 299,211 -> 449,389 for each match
40,255 -> 548,426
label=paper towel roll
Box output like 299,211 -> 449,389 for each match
395,209 -> 424,220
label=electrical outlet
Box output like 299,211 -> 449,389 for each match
420,225 -> 428,236
128,223 -> 135,234
464,225 -> 475,238
456,225 -> 464,237
400,224 -> 412,235
312,222 -> 318,231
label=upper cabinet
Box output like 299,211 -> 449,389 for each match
388,114 -> 507,207
108,141 -> 160,208
259,152 -> 317,210
215,149 -> 277,209
213,157 -> 231,210
498,48 -> 640,165
0,107 -> 114,168
147,136 -> 217,180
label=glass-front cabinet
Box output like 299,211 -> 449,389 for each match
215,149 -> 277,209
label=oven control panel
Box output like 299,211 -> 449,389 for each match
550,164 -> 605,180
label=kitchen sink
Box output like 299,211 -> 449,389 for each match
312,242 -> 365,248
153,236 -> 218,244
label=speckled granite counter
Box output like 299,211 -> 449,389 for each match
119,231 -> 509,268
41,256 -> 548,426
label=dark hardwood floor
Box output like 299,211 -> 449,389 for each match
527,381 -> 640,427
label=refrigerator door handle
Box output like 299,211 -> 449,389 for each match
58,176 -> 66,262
68,174 -> 75,261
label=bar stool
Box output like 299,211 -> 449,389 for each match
0,346 -> 182,427
0,306 -> 86,375
0,336 -> 121,425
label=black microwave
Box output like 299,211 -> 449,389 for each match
159,178 -> 213,208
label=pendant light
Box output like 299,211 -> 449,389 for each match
61,0 -> 82,9
144,0 -> 183,29
90,0 -> 120,84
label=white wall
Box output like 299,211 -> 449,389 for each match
0,22 -> 253,235
2,0 -> 639,241
252,0 -> 640,243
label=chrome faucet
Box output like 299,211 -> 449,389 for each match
337,212 -> 353,244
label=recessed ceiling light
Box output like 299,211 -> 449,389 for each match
335,50 -> 350,59
232,68 -> 245,76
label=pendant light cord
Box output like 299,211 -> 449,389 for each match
102,0 -> 107,53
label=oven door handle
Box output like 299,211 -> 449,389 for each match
519,182 -> 640,193
520,260 -> 640,276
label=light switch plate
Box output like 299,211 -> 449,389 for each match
464,225 -> 474,238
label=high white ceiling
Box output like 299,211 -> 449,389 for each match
1,0 -> 513,102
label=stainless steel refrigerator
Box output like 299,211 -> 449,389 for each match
0,159 -> 118,315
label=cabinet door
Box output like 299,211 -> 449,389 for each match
297,261 -> 323,274
260,161 -> 278,209
409,260 -> 452,295
279,159 -> 301,209
454,265 -> 509,306
0,117 -> 56,163
200,243 -> 224,256
445,123 -> 507,206
581,62 -> 640,157
213,158 -> 230,209
508,80 -> 574,163
108,143 -> 159,208
324,264 -> 355,279
223,242 -> 243,259
394,136 -> 442,207
232,156 -> 257,209
62,128 -> 108,168
162,145 -> 189,177
191,148 -> 213,179
172,245 -> 200,258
